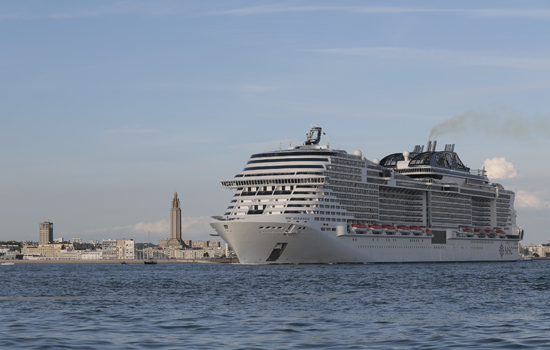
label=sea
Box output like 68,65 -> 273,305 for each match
1,261 -> 549,349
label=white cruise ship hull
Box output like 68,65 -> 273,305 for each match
212,125 -> 523,265
211,215 -> 519,264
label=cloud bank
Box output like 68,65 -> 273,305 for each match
516,191 -> 550,210
209,6 -> 550,19
111,217 -> 213,241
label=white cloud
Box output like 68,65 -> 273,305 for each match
1,1 -> 185,20
103,128 -> 160,134
309,47 -> 550,71
516,190 -> 550,210
482,158 -> 518,179
129,82 -> 274,93
208,6 -> 550,18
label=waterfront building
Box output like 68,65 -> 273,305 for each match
208,241 -> 221,248
81,251 -> 102,259
522,240 -> 550,257
39,222 -> 53,245
22,243 -> 66,259
173,247 -> 224,259
102,239 -> 117,259
183,240 -> 192,247
58,250 -> 80,260
225,244 -> 236,258
54,237 -> 65,243
73,238 -> 82,243
116,239 -> 135,260
191,240 -> 209,249
89,240 -> 99,245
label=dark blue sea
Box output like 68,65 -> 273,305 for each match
1,261 -> 549,349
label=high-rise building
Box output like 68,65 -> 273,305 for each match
116,239 -> 135,260
166,192 -> 183,248
102,239 -> 117,259
39,222 -> 53,245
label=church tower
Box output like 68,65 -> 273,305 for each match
168,192 -> 183,247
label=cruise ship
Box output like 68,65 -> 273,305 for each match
210,125 -> 524,264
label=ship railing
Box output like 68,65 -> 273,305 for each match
211,216 -> 243,221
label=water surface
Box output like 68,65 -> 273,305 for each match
1,262 -> 548,349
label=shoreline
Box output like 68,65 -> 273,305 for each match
2,258 -> 238,265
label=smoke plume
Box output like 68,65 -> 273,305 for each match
429,109 -> 550,140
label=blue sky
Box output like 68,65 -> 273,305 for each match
1,0 -> 550,245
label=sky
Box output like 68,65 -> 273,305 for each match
2,0 -> 550,245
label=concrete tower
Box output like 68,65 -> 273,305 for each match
39,222 -> 53,245
167,192 -> 183,247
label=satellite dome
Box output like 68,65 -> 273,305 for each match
353,149 -> 362,157
372,158 -> 380,165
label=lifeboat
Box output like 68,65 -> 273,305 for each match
425,229 -> 433,236
474,228 -> 485,237
486,230 -> 497,238
409,226 -> 423,235
368,224 -> 383,234
397,225 -> 410,235
383,225 -> 396,234
351,223 -> 367,234
496,230 -> 507,238
462,228 -> 475,237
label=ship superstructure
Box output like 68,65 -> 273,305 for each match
210,125 -> 523,264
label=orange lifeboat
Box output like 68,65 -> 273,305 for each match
383,225 -> 396,234
474,228 -> 485,237
369,224 -> 383,234
496,230 -> 507,238
351,223 -> 367,234
397,225 -> 410,234
462,228 -> 475,237
425,229 -> 433,236
409,226 -> 422,235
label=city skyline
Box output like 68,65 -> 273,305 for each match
2,0 -> 550,244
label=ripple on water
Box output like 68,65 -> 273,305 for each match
1,262 -> 550,349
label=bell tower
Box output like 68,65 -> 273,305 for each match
167,192 -> 183,247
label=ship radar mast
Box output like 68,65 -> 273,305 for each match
304,124 -> 325,145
